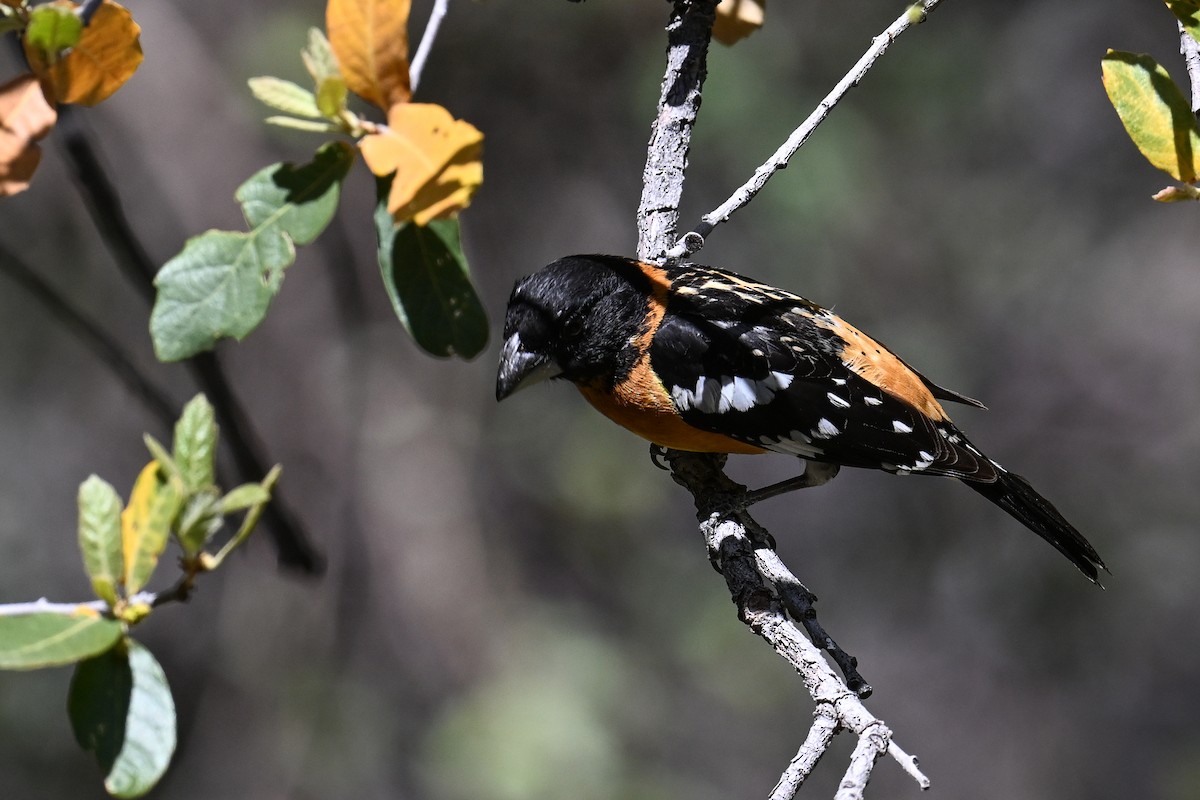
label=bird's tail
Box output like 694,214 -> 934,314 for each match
965,469 -> 1107,585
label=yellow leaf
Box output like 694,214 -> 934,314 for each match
25,0 -> 143,106
326,0 -> 412,110
121,462 -> 182,595
713,0 -> 765,46
0,74 -> 57,197
1102,50 -> 1200,182
360,103 -> 484,223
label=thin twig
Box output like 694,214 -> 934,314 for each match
54,109 -> 324,574
0,583 -> 186,618
665,0 -> 948,260
1179,21 -> 1200,115
409,0 -> 450,94
769,709 -> 839,799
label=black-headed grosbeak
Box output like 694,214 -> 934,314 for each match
496,254 -> 1106,583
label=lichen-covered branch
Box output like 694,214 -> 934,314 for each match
634,2 -> 936,795
636,0 -> 720,260
1179,21 -> 1200,115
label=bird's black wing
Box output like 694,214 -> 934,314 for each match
650,266 -> 998,481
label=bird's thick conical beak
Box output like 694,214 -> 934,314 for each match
496,332 -> 562,401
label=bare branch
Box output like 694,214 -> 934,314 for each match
410,0 -> 450,94
769,709 -> 838,800
635,2 -> 933,793
663,449 -> 931,795
636,0 -> 721,261
0,584 -> 186,618
1179,21 -> 1200,115
666,0 -> 949,260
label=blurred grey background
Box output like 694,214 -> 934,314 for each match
2,0 -> 1198,797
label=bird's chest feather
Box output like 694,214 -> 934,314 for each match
576,359 -> 766,454
576,263 -> 765,455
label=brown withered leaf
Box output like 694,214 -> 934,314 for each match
326,0 -> 412,110
0,74 -> 58,196
360,102 -> 483,224
25,0 -> 143,106
713,0 -> 765,45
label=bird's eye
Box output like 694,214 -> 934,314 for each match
562,314 -> 585,339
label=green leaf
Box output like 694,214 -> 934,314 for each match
141,435 -> 181,484
175,490 -> 222,557
235,141 -> 354,245
25,3 -> 83,56
1167,1 -> 1200,44
315,75 -> 348,118
173,393 -> 217,492
264,116 -> 342,133
121,463 -> 183,596
247,76 -> 322,118
149,229 -> 291,361
374,180 -> 488,359
217,483 -> 270,514
1102,50 -> 1200,182
150,142 -> 354,361
78,476 -> 124,606
0,613 -> 123,670
302,27 -> 340,85
70,640 -> 176,798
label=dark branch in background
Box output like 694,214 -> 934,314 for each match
78,0 -> 104,26
0,241 -> 178,428
55,108 -> 324,574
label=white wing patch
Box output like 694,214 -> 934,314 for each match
671,371 -> 795,414
813,418 -> 840,439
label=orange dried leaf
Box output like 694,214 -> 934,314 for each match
360,103 -> 483,223
713,0 -> 765,46
326,0 -> 412,110
0,74 -> 57,197
25,0 -> 143,106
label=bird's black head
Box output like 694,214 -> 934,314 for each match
496,255 -> 652,400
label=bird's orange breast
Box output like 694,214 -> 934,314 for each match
577,261 -> 765,455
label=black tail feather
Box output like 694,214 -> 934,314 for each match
965,469 -> 1107,585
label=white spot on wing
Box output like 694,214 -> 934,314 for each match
767,371 -> 794,390
912,451 -> 935,470
813,418 -> 839,439
892,419 -> 913,434
864,396 -> 882,406
826,392 -> 850,409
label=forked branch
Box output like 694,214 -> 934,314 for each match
664,0 -> 948,261
635,1 -> 943,795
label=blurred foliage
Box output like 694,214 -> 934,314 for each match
1,1 -> 1199,799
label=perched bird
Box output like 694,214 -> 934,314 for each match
496,254 -> 1106,583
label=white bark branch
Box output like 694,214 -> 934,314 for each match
665,0 -> 949,260
410,0 -> 450,94
1179,20 -> 1200,115
637,0 -> 720,260
634,2 -> 934,794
